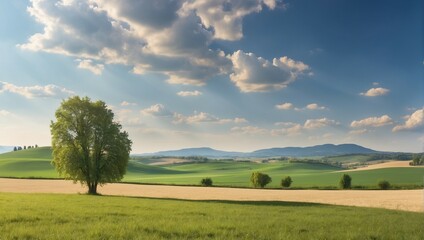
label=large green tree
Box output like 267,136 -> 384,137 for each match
51,96 -> 132,194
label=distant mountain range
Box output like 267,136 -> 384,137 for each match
139,144 -> 379,158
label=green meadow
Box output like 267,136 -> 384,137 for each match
1,147 -> 424,188
0,193 -> 423,240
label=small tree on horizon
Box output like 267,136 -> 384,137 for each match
339,174 -> 352,189
13,147 -> 17,151
250,172 -> 272,188
51,96 -> 132,194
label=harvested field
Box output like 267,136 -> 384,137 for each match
0,178 -> 422,212
340,160 -> 421,172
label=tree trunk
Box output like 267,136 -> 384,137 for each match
87,182 -> 98,195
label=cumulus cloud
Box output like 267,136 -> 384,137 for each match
276,102 -> 327,111
20,0 -> 297,90
177,90 -> 202,97
305,103 -> 327,110
76,59 -> 104,75
303,118 -> 338,129
173,111 -> 247,124
120,101 -> 137,106
360,87 -> 390,97
272,118 -> 337,136
275,102 -> 293,110
182,0 -> 277,41
231,126 -> 268,135
229,50 -> 310,92
141,104 -> 172,117
350,115 -> 393,128
392,108 -> 424,132
0,81 -> 74,99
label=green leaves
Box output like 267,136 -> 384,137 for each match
50,96 -> 132,193
250,172 -> 272,188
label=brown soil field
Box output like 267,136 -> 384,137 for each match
0,178 -> 422,212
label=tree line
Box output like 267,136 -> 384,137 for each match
13,145 -> 38,151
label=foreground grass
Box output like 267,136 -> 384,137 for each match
0,193 -> 423,239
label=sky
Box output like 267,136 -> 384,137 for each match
0,0 -> 423,153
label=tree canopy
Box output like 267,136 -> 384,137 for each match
250,172 -> 272,188
50,96 -> 132,194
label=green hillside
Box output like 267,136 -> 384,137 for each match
0,147 -> 58,178
1,148 -> 423,188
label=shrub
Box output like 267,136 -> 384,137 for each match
339,174 -> 352,189
378,180 -> 391,190
250,172 -> 272,188
281,176 -> 292,188
200,178 -> 213,187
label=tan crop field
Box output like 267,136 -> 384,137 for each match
1,178 -> 422,212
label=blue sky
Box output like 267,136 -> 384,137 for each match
0,0 -> 423,153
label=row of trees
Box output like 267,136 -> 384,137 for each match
13,145 -> 38,151
246,172 -> 391,190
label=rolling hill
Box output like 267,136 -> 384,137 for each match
1,146 -> 422,188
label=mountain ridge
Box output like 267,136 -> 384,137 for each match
139,143 -> 380,158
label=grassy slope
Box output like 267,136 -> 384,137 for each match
0,147 -> 58,178
124,161 -> 343,187
0,193 -> 423,240
1,148 -> 423,188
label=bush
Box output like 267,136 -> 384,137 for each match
378,180 -> 391,190
339,174 -> 352,189
281,176 -> 292,188
250,172 -> 272,188
200,178 -> 213,187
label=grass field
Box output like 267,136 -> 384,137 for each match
1,148 -> 423,188
0,193 -> 423,239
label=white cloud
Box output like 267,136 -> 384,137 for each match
173,111 -> 247,124
0,81 -> 74,99
272,118 -> 337,136
76,59 -> 104,75
349,129 -> 369,135
276,103 -> 326,111
21,0 -> 294,90
120,101 -> 137,106
271,123 -> 302,136
177,90 -> 202,97
351,115 -> 393,128
231,126 -> 268,135
360,87 -> 390,97
392,108 -> 424,132
141,104 -> 172,117
182,0 -> 277,41
305,103 -> 327,110
275,102 -> 293,110
303,118 -> 338,129
372,82 -> 379,86
229,50 -> 310,92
